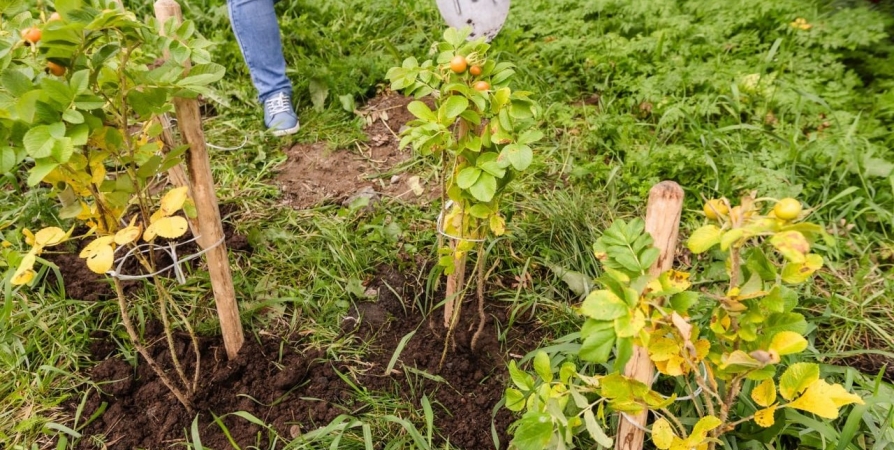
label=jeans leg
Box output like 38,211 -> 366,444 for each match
227,0 -> 292,103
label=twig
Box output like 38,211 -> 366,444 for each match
471,253 -> 500,351
114,278 -> 193,412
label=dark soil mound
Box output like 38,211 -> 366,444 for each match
72,265 -> 542,449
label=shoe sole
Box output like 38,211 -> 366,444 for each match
271,123 -> 300,137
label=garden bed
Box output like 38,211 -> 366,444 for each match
72,265 -> 541,449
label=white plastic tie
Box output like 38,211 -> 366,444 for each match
106,235 -> 225,284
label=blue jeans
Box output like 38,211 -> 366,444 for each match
227,0 -> 292,103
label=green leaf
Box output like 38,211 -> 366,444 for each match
23,125 -> 60,158
508,360 -> 534,391
779,362 -> 820,401
440,95 -> 469,122
510,412 -> 553,450
468,203 -> 491,219
503,144 -> 533,171
669,291 -> 699,314
580,290 -> 628,320
456,167 -> 482,189
517,129 -> 544,145
579,327 -> 615,363
468,172 -> 496,202
505,388 -> 525,412
476,152 -> 506,178
62,109 -> 84,124
28,159 -> 59,186
178,63 -> 226,86
761,285 -> 797,314
687,225 -> 722,253
0,147 -> 20,173
68,69 -> 90,95
308,78 -> 328,112
533,351 -> 552,383
407,101 -> 437,122
1,68 -> 32,97
50,137 -> 73,163
583,409 -> 613,447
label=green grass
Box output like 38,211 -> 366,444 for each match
2,0 -> 893,447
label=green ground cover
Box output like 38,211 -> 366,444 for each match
2,0 -> 892,448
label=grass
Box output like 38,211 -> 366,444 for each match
1,0 -> 893,448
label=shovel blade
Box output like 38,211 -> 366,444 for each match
435,0 -> 510,42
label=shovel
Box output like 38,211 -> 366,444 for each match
435,0 -> 510,42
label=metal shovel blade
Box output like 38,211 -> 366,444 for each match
435,0 -> 510,42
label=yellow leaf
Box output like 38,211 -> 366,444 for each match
149,209 -> 166,224
687,225 -> 722,254
652,418 -> 674,450
781,254 -> 823,284
720,350 -> 764,370
23,228 -> 35,246
79,236 -> 115,258
694,339 -> 711,360
114,225 -> 142,245
11,267 -> 35,285
648,337 -> 681,362
826,382 -> 865,408
689,415 -> 722,442
779,362 -> 820,401
754,405 -> 777,428
160,186 -> 189,216
33,227 -> 68,247
787,380 -> 841,419
770,231 -> 810,263
664,355 -> 686,376
769,331 -> 808,356
144,216 -> 188,241
85,244 -> 114,274
11,251 -> 37,286
489,213 -> 506,236
751,379 -> 777,407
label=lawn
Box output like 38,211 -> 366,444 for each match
1,0 -> 893,449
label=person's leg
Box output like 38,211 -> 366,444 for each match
227,0 -> 299,135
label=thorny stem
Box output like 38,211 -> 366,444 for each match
659,409 -> 688,439
439,248 -> 467,370
153,277 -> 191,394
470,241 -> 487,351
114,278 -> 192,412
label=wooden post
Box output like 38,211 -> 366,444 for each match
615,181 -> 684,450
154,0 -> 244,360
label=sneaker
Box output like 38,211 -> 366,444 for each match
263,92 -> 300,136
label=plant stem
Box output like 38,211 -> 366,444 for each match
154,278 -> 191,394
439,246 -> 467,370
470,241 -> 487,352
113,278 -> 193,412
659,409 -> 688,439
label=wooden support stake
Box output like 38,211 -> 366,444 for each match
615,181 -> 684,450
154,0 -> 244,360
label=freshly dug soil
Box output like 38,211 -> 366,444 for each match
72,265 -> 543,449
275,91 -> 439,210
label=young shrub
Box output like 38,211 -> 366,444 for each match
504,194 -> 864,449
1,1 -> 222,411
386,27 -> 542,363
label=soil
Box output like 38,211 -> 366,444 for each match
72,265 -> 542,449
43,207 -> 252,301
275,91 -> 439,210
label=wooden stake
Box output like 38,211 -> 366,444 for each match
615,181 -> 684,450
154,0 -> 244,360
